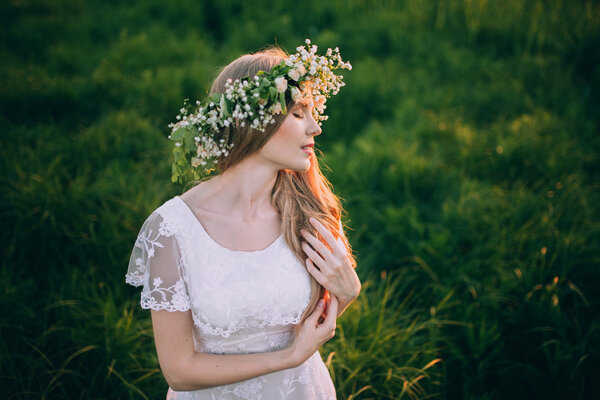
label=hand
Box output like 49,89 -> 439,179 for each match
288,295 -> 338,367
300,218 -> 361,308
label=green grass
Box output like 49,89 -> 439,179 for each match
1,0 -> 599,398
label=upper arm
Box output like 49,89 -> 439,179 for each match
125,211 -> 195,387
151,309 -> 196,389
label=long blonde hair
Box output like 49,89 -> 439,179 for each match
204,46 -> 356,321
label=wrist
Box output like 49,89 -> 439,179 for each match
276,345 -> 302,370
339,292 -> 357,307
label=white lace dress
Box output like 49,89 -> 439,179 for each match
125,196 -> 336,399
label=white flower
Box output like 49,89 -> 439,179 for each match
274,76 -> 288,93
314,94 -> 326,109
153,277 -> 163,288
296,64 -> 306,76
169,39 -> 352,184
290,86 -> 302,102
288,69 -> 300,81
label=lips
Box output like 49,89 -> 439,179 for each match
301,143 -> 314,155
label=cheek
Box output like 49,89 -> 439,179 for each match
267,132 -> 287,151
261,130 -> 290,157
269,120 -> 295,147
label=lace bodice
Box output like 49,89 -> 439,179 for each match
125,196 -> 336,399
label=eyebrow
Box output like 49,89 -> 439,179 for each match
290,103 -> 306,113
294,100 -> 313,109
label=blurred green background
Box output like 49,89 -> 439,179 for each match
1,0 -> 599,399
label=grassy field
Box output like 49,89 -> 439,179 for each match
1,0 -> 599,398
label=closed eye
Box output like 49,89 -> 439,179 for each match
293,112 -> 304,119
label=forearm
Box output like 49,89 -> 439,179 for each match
167,346 -> 298,391
152,303 -> 335,392
333,276 -> 361,318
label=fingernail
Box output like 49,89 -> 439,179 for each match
318,300 -> 324,306
310,217 -> 316,224
300,229 -> 306,235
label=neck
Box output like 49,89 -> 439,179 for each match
207,154 -> 280,222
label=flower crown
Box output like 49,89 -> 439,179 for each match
167,39 -> 352,184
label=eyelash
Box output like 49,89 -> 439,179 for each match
293,112 -> 304,119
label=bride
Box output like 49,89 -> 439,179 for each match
126,40 -> 360,399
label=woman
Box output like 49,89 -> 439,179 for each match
125,40 -> 360,399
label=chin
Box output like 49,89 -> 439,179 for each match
297,160 -> 312,172
282,161 -> 311,172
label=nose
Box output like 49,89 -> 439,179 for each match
310,124 -> 322,136
308,114 -> 322,136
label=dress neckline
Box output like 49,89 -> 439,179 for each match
174,196 -> 284,254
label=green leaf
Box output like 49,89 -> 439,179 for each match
183,133 -> 195,152
177,153 -> 188,167
170,127 -> 186,141
220,96 -> 230,117
269,86 -> 278,99
171,162 -> 181,183
279,92 -> 287,114
173,145 -> 182,162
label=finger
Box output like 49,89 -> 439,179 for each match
301,241 -> 327,269
305,258 -> 326,285
301,230 -> 334,262
324,295 -> 339,326
309,218 -> 345,258
307,299 -> 326,325
336,235 -> 349,256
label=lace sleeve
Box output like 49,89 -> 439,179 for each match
125,212 -> 191,312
